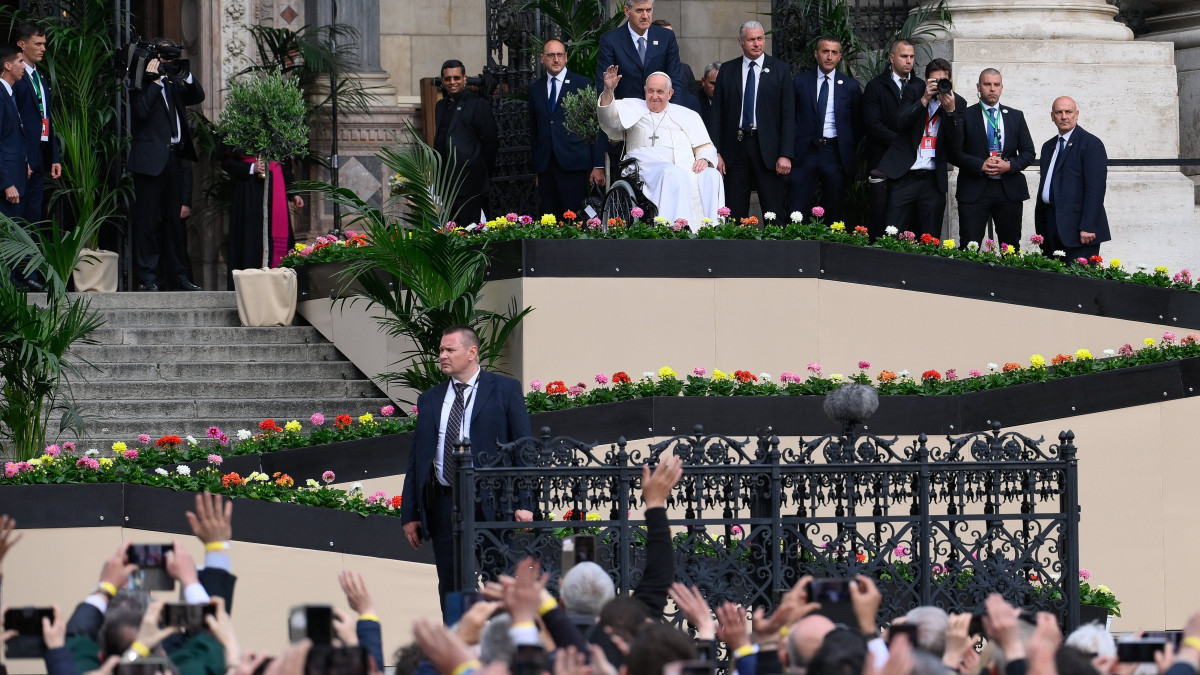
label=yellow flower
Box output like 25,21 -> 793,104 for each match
540,214 -> 556,226
1004,244 -> 1016,255
294,242 -> 306,252
586,512 -> 600,521
1155,265 -> 1169,275
306,478 -> 320,488
830,222 -> 845,232
359,413 -> 374,424
1075,348 -> 1093,360
712,368 -> 729,381
831,373 -> 845,382
1109,258 -> 1121,269
701,217 -> 713,224
1030,354 -> 1046,368
255,473 -> 269,482
98,457 -> 114,468
112,441 -> 127,454
1144,337 -> 1156,346
28,458 -> 41,467
942,239 -> 955,250
1096,584 -> 1111,594
658,366 -> 677,379
284,420 -> 302,433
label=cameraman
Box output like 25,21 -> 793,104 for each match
128,38 -> 204,292
877,57 -> 966,239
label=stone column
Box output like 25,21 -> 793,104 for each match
304,0 -> 397,102
1140,0 -> 1200,201
929,0 -> 1198,272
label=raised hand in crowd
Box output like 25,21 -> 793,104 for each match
205,597 -> 240,668
100,540 -> 138,590
413,618 -> 476,675
456,597 -> 503,646
849,574 -> 883,636
339,570 -> 375,617
40,605 -> 65,649
669,582 -> 716,640
186,492 -> 233,544
942,612 -> 975,671
131,598 -> 180,655
163,538 -> 200,588
504,556 -> 550,625
643,452 -> 683,510
332,608 -> 360,646
715,602 -> 750,651
983,593 -> 1026,662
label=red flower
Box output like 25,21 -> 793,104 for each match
155,434 -> 183,448
334,414 -> 353,429
563,210 -> 577,220
612,371 -> 631,384
391,495 -> 403,509
546,381 -> 568,395
853,226 -> 869,236
259,419 -> 278,432
1089,255 -> 1103,265
733,370 -> 758,383
921,370 -> 941,381
564,509 -> 580,521
919,233 -> 936,244
856,552 -> 867,563
221,472 -> 244,488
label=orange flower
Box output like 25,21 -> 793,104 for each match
563,210 -> 577,220
878,370 -> 897,383
740,216 -> 759,226
853,226 -> 869,236
607,217 -> 625,227
1002,362 -> 1021,372
856,552 -> 867,563
275,473 -> 294,488
921,370 -> 941,381
391,495 -> 403,509
221,472 -> 244,488
1050,354 -> 1073,366
733,370 -> 758,383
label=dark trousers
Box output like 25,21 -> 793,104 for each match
866,172 -> 889,239
887,170 -> 945,239
958,180 -> 1023,249
132,151 -> 189,286
788,143 -> 847,222
452,191 -> 489,226
21,168 -> 44,225
723,133 -> 786,219
425,480 -> 458,620
538,156 -> 590,218
1041,201 -> 1101,261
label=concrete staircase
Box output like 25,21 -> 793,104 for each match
60,292 -> 393,451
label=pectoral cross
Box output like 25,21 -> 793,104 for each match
649,131 -> 660,146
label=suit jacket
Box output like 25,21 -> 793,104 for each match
792,68 -> 862,175
671,88 -> 702,115
128,73 -> 205,175
595,24 -> 683,99
861,68 -> 906,172
949,102 -> 1035,203
400,370 -> 533,534
699,93 -> 717,140
712,55 -> 795,166
529,71 -> 603,174
0,87 -> 27,194
12,68 -> 60,172
1034,125 -> 1110,248
877,80 -> 966,193
434,90 -> 498,213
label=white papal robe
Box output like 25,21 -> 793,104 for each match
597,98 -> 724,231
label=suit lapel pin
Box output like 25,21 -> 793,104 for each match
565,79 -> 570,84
653,40 -> 658,45
1002,109 -> 1009,114
837,79 -> 843,85
764,67 -> 770,73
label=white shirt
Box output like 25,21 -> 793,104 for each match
817,70 -> 837,137
980,103 -> 1006,179
628,24 -> 649,56
909,100 -> 941,171
160,72 -> 194,144
0,79 -> 12,97
22,63 -> 49,141
434,368 -> 480,485
1041,128 -> 1075,203
740,54 -> 765,129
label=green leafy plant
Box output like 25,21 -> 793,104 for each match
518,0 -> 625,81
561,86 -> 600,146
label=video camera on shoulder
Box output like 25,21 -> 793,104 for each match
119,37 -> 190,89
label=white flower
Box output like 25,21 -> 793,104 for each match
1052,250 -> 1066,257
763,211 -> 777,221
831,373 -> 845,382
790,211 -> 803,223
465,224 -> 478,231
701,217 -> 713,224
254,473 -> 268,482
186,435 -> 198,446
237,429 -> 252,440
306,478 -> 320,488
642,371 -> 655,380
898,369 -> 910,378
653,216 -> 668,224
884,226 -> 898,236
349,481 -> 364,493
28,458 -> 41,466
155,468 -> 169,476
759,372 -> 771,382
246,471 -> 261,481
967,241 -> 979,251
1103,349 -> 1116,357
86,449 -> 99,456
176,464 -> 191,476
987,362 -> 999,372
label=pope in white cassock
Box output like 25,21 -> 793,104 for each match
597,66 -> 723,231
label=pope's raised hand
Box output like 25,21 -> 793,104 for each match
604,66 -> 622,92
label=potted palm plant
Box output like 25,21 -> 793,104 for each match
216,70 -> 309,326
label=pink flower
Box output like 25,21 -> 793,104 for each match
311,413 -> 325,426
138,434 -> 151,444
45,444 -> 60,455
506,213 -> 519,222
1118,343 -> 1134,357
595,373 -> 609,385
381,405 -> 395,417
16,461 -> 30,473
630,207 -> 644,219
586,217 -> 601,228
445,221 -> 457,230
62,441 -> 74,453
932,564 -> 944,575
969,369 -> 982,377
893,545 -> 910,557
1079,569 -> 1092,580
1076,257 -> 1088,265
811,206 -> 825,218
900,230 -> 916,242
780,371 -> 800,384
858,361 -> 870,370
1030,234 -> 1045,245
717,207 -> 731,218
411,405 -> 419,415
207,426 -> 222,439
322,471 -> 336,483
529,379 -> 543,392
730,525 -> 744,537
984,239 -> 997,252
218,434 -> 229,445
76,457 -> 100,470
4,463 -> 17,478
125,449 -> 139,460
672,218 -> 687,231
365,490 -> 388,505
567,385 -> 586,397
1163,331 -> 1177,343
807,362 -> 822,375
519,215 -> 533,225
208,454 -> 223,465
945,368 -> 958,381
693,367 -> 707,376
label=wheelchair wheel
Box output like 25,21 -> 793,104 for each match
601,180 -> 638,227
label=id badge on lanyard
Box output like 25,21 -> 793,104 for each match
919,110 -> 938,160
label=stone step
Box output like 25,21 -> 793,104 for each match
76,414 -> 398,451
94,308 -> 242,328
69,343 -> 346,363
30,291 -> 239,309
81,398 -> 395,420
82,361 -> 366,382
73,379 -> 383,401
88,326 -> 325,346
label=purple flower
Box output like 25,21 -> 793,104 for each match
322,470 -> 336,483
717,207 -> 731,218
630,207 -> 644,219
811,206 -> 825,218
311,413 -> 325,426
207,426 -> 222,439
530,379 -> 543,392
1079,569 -> 1092,580
693,367 -> 707,376
893,545 -> 910,557
208,454 -> 223,465
381,405 -> 395,416
595,373 -> 609,385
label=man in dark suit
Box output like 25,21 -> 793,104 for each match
595,1 -> 683,99
861,40 -> 916,237
14,23 -> 60,227
789,35 -> 862,222
434,60 -> 498,225
948,69 -> 1035,249
698,62 -> 719,140
1034,96 -> 1110,259
529,40 -> 604,217
712,21 -> 795,219
0,47 -> 28,224
878,57 -> 966,238
400,325 -> 533,616
128,39 -> 204,292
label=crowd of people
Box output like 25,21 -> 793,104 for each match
435,0 -> 1111,260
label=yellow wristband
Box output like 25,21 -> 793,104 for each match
778,625 -> 790,638
205,541 -> 230,552
130,641 -> 151,658
511,621 -> 537,629
733,645 -> 756,660
98,581 -> 117,598
1183,637 -> 1200,652
450,659 -> 481,675
538,597 -> 559,616
358,613 -> 379,622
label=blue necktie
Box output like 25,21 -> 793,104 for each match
742,61 -> 757,131
637,37 -> 647,66
814,74 -> 829,137
549,76 -> 558,112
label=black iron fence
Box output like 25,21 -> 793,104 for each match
451,421 -> 1083,628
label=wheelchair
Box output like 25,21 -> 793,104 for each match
600,157 -> 658,227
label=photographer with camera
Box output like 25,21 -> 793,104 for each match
127,38 -> 204,292
878,57 -> 966,239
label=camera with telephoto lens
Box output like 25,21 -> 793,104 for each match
119,37 -> 190,89
936,78 -> 953,95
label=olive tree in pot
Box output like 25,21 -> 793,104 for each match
216,70 -> 309,326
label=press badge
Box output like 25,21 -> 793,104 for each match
921,135 -> 936,150
40,118 -> 49,141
